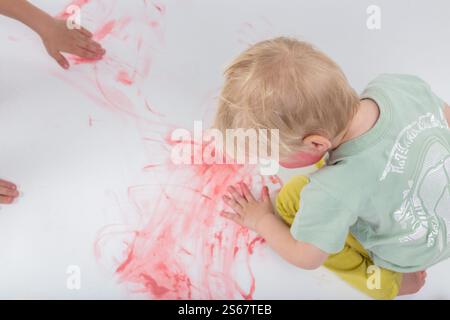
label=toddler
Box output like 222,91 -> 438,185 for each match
216,37 -> 447,299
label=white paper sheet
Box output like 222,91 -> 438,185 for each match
0,0 -> 449,299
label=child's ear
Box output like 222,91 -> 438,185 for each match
302,135 -> 332,153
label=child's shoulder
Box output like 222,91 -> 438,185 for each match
362,73 -> 441,112
366,73 -> 430,92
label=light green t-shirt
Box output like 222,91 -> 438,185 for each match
291,74 -> 449,272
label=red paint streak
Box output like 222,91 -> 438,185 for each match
142,137 -> 162,143
248,237 -> 266,255
141,274 -> 171,296
93,65 -> 136,116
145,100 -> 165,117
180,247 -> 193,256
143,164 -> 161,170
51,70 -> 113,110
70,56 -> 103,65
153,3 -> 166,15
116,236 -> 136,273
53,1 -> 278,299
116,70 -> 133,85
148,20 -> 159,28
269,175 -> 283,187
96,138 -> 282,299
93,20 -> 116,41
136,36 -> 143,50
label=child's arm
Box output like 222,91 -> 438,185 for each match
222,183 -> 328,270
0,0 -> 105,69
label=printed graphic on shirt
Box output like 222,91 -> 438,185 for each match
380,113 -> 447,181
392,137 -> 450,251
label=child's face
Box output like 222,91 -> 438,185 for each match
279,151 -> 324,168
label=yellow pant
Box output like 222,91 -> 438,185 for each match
275,175 -> 403,300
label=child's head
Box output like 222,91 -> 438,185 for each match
214,37 -> 359,168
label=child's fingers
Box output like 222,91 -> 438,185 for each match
0,195 -> 14,204
227,185 -> 246,204
77,27 -> 93,38
240,183 -> 255,202
84,42 -> 104,54
261,186 -> 270,202
0,179 -> 16,190
70,46 -> 102,59
73,35 -> 104,53
222,195 -> 242,214
220,211 -> 243,225
0,186 -> 19,198
51,51 -> 69,69
76,42 -> 104,56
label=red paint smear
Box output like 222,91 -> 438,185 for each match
92,65 -> 137,116
52,1 -> 280,299
93,20 -> 116,41
148,21 -> 159,28
116,70 -> 133,85
153,3 -> 166,15
95,138 -> 281,299
55,1 -> 162,118
143,164 -> 161,170
70,55 -> 103,65
145,100 -> 165,117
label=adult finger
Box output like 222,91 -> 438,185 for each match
51,51 -> 69,69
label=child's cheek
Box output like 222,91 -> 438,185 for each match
279,152 -> 323,168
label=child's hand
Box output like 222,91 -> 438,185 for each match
0,0 -> 105,69
222,183 -> 274,232
0,179 -> 19,204
39,18 -> 105,69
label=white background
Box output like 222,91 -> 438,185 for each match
0,0 -> 449,299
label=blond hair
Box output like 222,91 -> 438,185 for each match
214,37 -> 359,159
